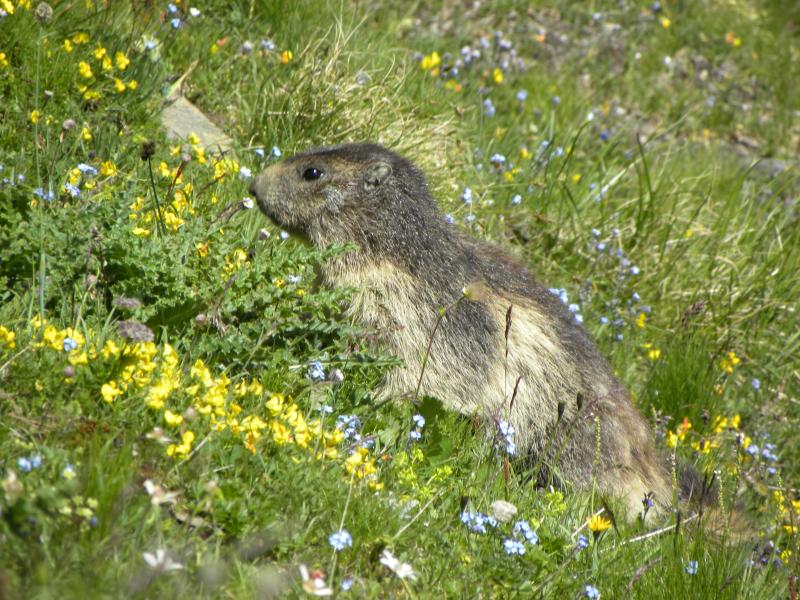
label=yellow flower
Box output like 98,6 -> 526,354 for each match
163,211 -> 184,231
164,410 -> 183,427
266,393 -> 285,415
132,227 -> 151,237
660,17 -> 671,28
102,55 -> 112,71
492,67 -> 504,85
127,79 -> 138,90
78,61 -> 93,79
0,326 -> 16,349
1,0 -> 14,14
81,126 -> 92,140
101,381 -> 123,403
666,430 -> 679,448
29,110 -> 41,124
720,351 -> 740,374
100,160 -> 118,177
636,313 -> 647,328
571,173 -> 582,184
647,348 -> 661,361
167,430 -> 195,458
113,51 -> 130,70
69,351 -> 88,366
279,50 -> 293,64
271,421 -> 291,445
93,46 -> 107,60
0,52 -> 9,67
725,32 -> 743,47
72,32 -> 89,45
587,513 -> 612,533
114,78 -> 126,93
420,51 -> 440,71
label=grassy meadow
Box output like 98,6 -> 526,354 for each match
1,0 -> 799,597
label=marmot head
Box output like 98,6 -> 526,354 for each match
249,143 -> 452,261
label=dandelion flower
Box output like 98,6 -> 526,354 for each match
587,513 -> 611,534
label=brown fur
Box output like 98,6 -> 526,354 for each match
250,142 -> 675,521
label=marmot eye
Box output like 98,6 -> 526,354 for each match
302,167 -> 323,181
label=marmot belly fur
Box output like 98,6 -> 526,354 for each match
250,142 -> 673,520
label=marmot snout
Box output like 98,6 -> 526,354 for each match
251,142 -> 675,521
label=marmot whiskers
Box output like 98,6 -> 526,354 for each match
250,142 -> 675,521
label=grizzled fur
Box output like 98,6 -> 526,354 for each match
250,142 -> 673,520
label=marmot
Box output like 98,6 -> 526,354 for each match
249,142 -> 675,521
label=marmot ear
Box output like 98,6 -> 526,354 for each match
363,161 -> 392,190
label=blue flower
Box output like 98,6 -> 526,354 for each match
489,153 -> 506,167
167,3 -> 177,13
751,378 -> 761,391
170,17 -> 181,29
30,454 -> 42,469
64,182 -> 80,197
629,266 -> 640,276
513,520 -> 539,544
307,361 -> 325,382
552,95 -> 561,106
465,214 -> 476,224
498,420 -> 516,456
340,577 -> 353,591
461,511 -> 497,534
461,187 -> 473,204
17,457 -> 33,472
254,147 -> 265,158
595,242 -> 606,252
631,292 -> 641,303
412,414 -> 425,429
63,337 -> 78,352
280,230 -> 290,240
511,194 -> 522,205
685,560 -> 698,575
271,146 -> 282,158
577,534 -> 590,550
483,98 -> 496,117
584,584 -> 600,599
33,187 -> 54,201
328,529 -> 353,551
503,538 -> 526,555
444,214 -> 455,224
599,316 -> 609,325
516,90 -> 528,102
599,130 -> 610,142
239,166 -> 252,179
260,39 -> 276,51
746,444 -> 760,457
409,430 -> 422,441
77,163 -> 98,175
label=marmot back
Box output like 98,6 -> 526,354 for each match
250,142 -> 674,521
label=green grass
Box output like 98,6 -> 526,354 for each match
1,0 -> 799,597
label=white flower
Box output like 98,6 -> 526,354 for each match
143,549 -> 184,573
379,549 -> 417,581
490,499 -> 518,523
299,564 -> 333,596
143,479 -> 179,506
